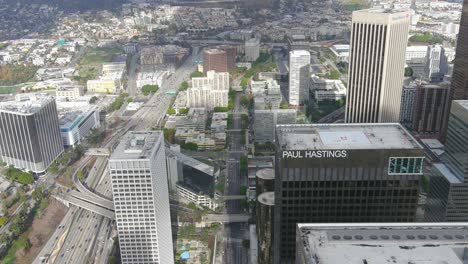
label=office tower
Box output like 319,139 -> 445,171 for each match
296,223 -> 468,264
288,50 -> 310,106
345,9 -> 410,123
187,71 -> 230,110
251,79 -> 282,110
425,100 -> 468,222
109,131 -> 174,264
411,83 -> 451,136
425,45 -> 448,82
399,84 -> 416,126
203,46 -> 236,73
256,192 -> 274,264
274,123 -> 424,263
253,109 -> 296,142
0,94 -> 63,173
449,0 -> 468,100
245,38 -> 260,62
440,0 -> 468,142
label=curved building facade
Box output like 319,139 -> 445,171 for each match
257,191 -> 275,264
256,168 -> 275,196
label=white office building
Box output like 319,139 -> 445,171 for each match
289,50 -> 310,106
109,131 -> 174,264
57,102 -> 100,147
310,74 -> 346,102
345,9 -> 410,123
245,38 -> 260,62
187,71 -> 229,110
55,86 -> 84,101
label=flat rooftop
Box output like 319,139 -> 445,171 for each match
0,93 -> 54,115
277,123 -> 422,150
297,223 -> 468,264
454,100 -> 468,111
110,131 -> 163,160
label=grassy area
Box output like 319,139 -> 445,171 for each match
409,33 -> 444,44
341,0 -> 369,11
75,47 -> 122,85
80,47 -> 122,66
0,86 -> 19,94
0,65 -> 38,86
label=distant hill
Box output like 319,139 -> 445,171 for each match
1,0 -> 126,12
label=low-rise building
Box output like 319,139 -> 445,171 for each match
329,44 -> 349,63
136,71 -> 170,89
245,38 -> 260,62
310,74 -> 346,102
57,102 -> 100,147
56,86 -> 84,101
176,184 -> 218,210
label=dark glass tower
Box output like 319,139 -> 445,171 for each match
273,123 -> 425,264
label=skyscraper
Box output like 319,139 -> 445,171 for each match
109,131 -> 174,264
440,0 -> 468,141
411,83 -> 451,136
288,50 -> 310,106
425,100 -> 468,222
449,0 -> 468,100
203,46 -> 236,73
345,9 -> 410,123
0,94 -> 64,173
274,123 -> 424,263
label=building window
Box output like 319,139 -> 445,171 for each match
388,157 -> 424,175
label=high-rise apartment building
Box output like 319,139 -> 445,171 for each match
274,123 -> 424,263
296,223 -> 468,264
203,46 -> 236,73
288,50 -> 310,106
187,71 -> 230,110
345,9 -> 410,123
245,38 -> 260,62
109,131 -> 174,264
0,94 -> 64,173
411,83 -> 451,136
425,100 -> 468,222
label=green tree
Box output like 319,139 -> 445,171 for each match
167,107 -> 176,115
32,186 -> 45,201
77,170 -> 85,181
239,185 -> 247,195
142,84 -> 159,96
190,71 -> 204,78
163,128 -> 176,144
214,106 -> 229,112
179,108 -> 189,115
182,142 -> 198,151
89,96 -> 99,104
179,81 -> 189,91
0,216 -> 7,227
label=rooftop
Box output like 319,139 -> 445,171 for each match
110,131 -> 163,160
297,223 -> 468,264
276,123 -> 422,150
290,50 -> 310,56
0,93 -> 54,115
256,168 -> 275,180
257,192 -> 274,206
453,100 -> 468,111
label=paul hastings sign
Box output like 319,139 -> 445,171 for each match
282,150 -> 347,159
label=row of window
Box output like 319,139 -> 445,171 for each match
388,157 -> 424,175
281,180 -> 419,189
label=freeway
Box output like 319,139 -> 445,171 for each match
35,48 -> 201,264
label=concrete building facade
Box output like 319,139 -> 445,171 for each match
345,9 -> 410,123
245,38 -> 260,62
289,50 -> 310,106
109,131 -> 174,264
0,94 -> 64,173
